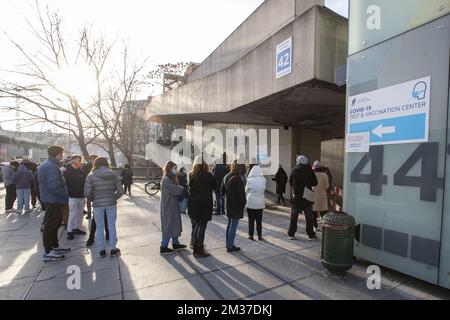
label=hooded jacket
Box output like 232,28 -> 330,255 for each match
13,164 -> 34,189
245,166 -> 267,210
84,166 -> 124,208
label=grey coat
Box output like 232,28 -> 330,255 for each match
84,166 -> 124,208
160,175 -> 184,238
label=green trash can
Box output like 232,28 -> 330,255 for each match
321,211 -> 356,275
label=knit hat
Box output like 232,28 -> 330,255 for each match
297,155 -> 309,166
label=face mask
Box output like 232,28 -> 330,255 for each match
171,168 -> 178,175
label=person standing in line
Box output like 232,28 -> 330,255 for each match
84,155 -> 109,248
63,155 -> 87,240
272,164 -> 288,206
312,161 -> 330,232
159,161 -> 187,255
288,155 -> 318,242
82,155 -> 98,220
13,163 -> 34,214
38,146 -> 71,262
212,153 -> 229,215
178,167 -> 189,215
2,161 -> 20,213
21,157 -> 38,209
222,160 -> 247,253
245,165 -> 267,241
84,157 -> 123,258
120,164 -> 133,196
188,156 -> 217,258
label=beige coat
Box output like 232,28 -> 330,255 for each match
313,171 -> 329,212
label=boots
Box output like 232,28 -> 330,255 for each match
194,245 -> 210,259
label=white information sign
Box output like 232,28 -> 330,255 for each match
346,132 -> 370,153
347,76 -> 431,146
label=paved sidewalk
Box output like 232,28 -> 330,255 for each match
1,183 -> 450,300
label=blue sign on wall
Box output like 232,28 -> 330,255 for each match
276,37 -> 292,79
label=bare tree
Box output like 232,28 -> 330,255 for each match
0,2 -> 99,158
0,2 -> 149,165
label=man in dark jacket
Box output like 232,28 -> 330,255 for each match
288,155 -> 318,241
22,157 -> 38,208
213,153 -> 229,215
120,164 -> 133,196
272,165 -> 288,206
64,155 -> 87,240
38,146 -> 71,262
221,160 -> 246,253
82,155 -> 97,220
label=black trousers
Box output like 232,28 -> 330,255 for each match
124,184 -> 131,195
192,220 -> 207,253
88,212 -> 109,240
247,208 -> 263,237
277,193 -> 285,204
31,181 -> 37,207
288,204 -> 315,239
42,204 -> 64,253
5,185 -> 17,210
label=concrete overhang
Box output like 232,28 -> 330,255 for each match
148,5 -> 348,139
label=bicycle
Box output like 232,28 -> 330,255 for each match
145,176 -> 162,196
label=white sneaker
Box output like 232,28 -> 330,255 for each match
42,250 -> 65,262
288,236 -> 296,240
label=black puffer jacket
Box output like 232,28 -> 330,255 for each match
221,172 -> 246,219
188,171 -> 217,222
289,164 -> 318,208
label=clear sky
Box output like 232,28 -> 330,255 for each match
0,0 -> 348,131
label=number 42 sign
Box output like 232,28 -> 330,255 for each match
276,37 -> 292,79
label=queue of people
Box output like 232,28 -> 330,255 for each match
158,152 -> 332,258
2,146 -> 333,263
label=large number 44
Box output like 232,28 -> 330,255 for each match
351,142 -> 444,202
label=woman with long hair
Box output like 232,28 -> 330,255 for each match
160,161 -> 186,255
221,160 -> 246,253
84,157 -> 124,258
188,155 -> 217,258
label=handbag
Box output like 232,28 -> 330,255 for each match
302,187 -> 315,203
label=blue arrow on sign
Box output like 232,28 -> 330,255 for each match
349,113 -> 427,144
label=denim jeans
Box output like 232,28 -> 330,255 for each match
215,189 -> 224,214
226,218 -> 240,249
93,206 -> 117,251
16,188 -> 31,211
179,197 -> 188,214
161,237 -> 179,248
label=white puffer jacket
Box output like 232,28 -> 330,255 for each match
245,166 -> 267,210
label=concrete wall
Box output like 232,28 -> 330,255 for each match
150,6 -> 330,117
314,6 -> 348,83
188,0 -> 325,82
320,139 -> 344,187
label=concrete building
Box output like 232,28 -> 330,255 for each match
147,0 -> 348,195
